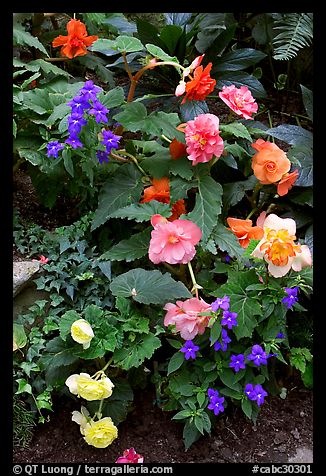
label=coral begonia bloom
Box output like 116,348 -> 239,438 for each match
185,113 -> 224,166
169,138 -> 187,160
227,217 -> 264,248
140,177 -> 170,204
219,85 -> 258,120
52,19 -> 98,59
277,170 -> 299,196
164,297 -> 212,340
251,139 -> 291,184
251,214 -> 312,278
149,215 -> 202,265
169,199 -> 186,221
181,63 -> 216,104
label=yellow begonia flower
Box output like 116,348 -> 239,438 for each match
66,373 -> 114,401
70,319 -> 94,349
82,417 -> 118,448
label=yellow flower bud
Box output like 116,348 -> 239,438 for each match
82,417 -> 118,448
66,373 -> 114,401
71,319 -> 94,349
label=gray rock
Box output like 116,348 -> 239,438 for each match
288,447 -> 313,463
13,261 -> 40,297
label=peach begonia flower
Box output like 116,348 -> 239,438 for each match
219,85 -> 258,120
185,113 -> 224,166
169,138 -> 187,160
148,214 -> 202,265
277,170 -> 299,196
163,297 -> 212,340
140,177 -> 186,221
227,217 -> 264,248
52,19 -> 98,59
251,214 -> 312,278
251,139 -> 291,185
115,448 -> 144,463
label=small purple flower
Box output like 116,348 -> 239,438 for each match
221,310 -> 238,329
247,344 -> 268,366
207,388 -> 219,400
79,80 -> 101,101
282,287 -> 299,310
96,150 -> 109,164
180,340 -> 199,360
207,393 -> 225,416
214,329 -> 231,352
67,113 -> 88,135
224,255 -> 231,264
229,354 -> 246,373
65,135 -> 83,149
254,384 -> 268,406
67,95 -> 91,114
276,332 -> 285,339
244,383 -> 257,401
89,100 -> 109,124
46,141 -> 64,158
211,296 -> 230,312
101,130 -> 121,154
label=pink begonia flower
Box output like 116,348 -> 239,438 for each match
115,448 -> 144,463
219,85 -> 258,120
148,214 -> 202,265
164,297 -> 212,340
185,113 -> 224,166
251,214 -> 312,278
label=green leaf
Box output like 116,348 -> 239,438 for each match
15,379 -> 33,395
41,337 -> 79,370
113,102 -> 147,132
100,87 -> 125,108
13,23 -> 49,56
183,419 -> 201,450
13,324 -> 27,350
300,85 -> 313,121
167,351 -> 185,375
91,164 -> 143,230
213,270 -> 261,339
100,228 -> 151,262
17,149 -> 44,166
122,315 -> 150,334
172,409 -> 192,420
211,222 -> 244,260
46,103 -> 70,126
215,48 -> 266,72
165,13 -> 193,26
187,175 -> 223,244
220,369 -> 242,391
145,43 -> 179,62
216,71 -> 267,98
59,310 -> 81,341
113,333 -> 161,370
210,321 -> 222,345
194,415 -> 204,435
305,224 -> 313,254
145,111 -> 183,140
220,122 -> 252,141
301,361 -> 313,389
110,268 -> 192,304
62,148 -> 74,177
13,119 -> 17,138
108,201 -> 171,222
219,388 -> 243,399
241,397 -> 253,419
179,100 -> 209,122
115,35 -> 144,52
20,88 -> 52,115
266,125 -> 313,148
170,176 -> 196,203
288,145 -> 313,187
201,412 -> 211,433
169,157 -> 194,180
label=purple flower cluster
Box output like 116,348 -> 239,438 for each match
244,383 -> 268,406
207,388 -> 225,416
228,344 -> 276,373
46,80 -> 121,163
180,340 -> 199,360
282,287 -> 299,310
211,296 -> 230,312
213,329 -> 231,352
211,295 -> 238,329
229,354 -> 246,372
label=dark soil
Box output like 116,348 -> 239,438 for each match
13,381 -> 312,464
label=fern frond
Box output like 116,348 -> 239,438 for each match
272,13 -> 313,61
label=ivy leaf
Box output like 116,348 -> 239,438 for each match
15,379 -> 33,395
187,175 -> 223,244
220,122 -> 252,141
13,324 -> 27,351
213,269 -> 261,339
91,164 -> 143,230
113,333 -> 161,370
100,228 -> 151,262
110,268 -> 192,304
109,202 -> 171,222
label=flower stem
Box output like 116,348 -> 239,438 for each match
96,399 -> 104,420
246,207 -> 258,220
187,261 -> 203,298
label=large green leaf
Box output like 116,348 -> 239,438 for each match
165,13 -> 193,26
109,201 -> 171,222
211,222 -> 244,260
13,23 -> 49,56
113,333 -> 161,370
288,145 -> 313,187
145,43 -> 179,63
300,85 -> 313,121
266,125 -> 313,148
187,175 -> 223,244
170,176 -> 197,203
100,228 -> 151,262
113,102 -> 147,131
100,87 -> 125,108
91,164 -> 143,230
91,35 -> 144,54
110,268 -> 192,304
213,269 -> 261,339
179,100 -> 209,122
215,48 -> 266,72
216,71 -> 266,98
220,122 -> 252,142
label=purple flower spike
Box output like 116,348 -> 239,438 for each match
101,130 -> 121,154
180,340 -> 199,360
221,310 -> 238,329
214,329 -> 231,352
67,113 -> 88,135
65,135 -> 83,149
247,344 -> 268,366
80,80 -> 101,100
67,95 -> 91,114
46,141 -> 64,158
282,287 -> 299,310
89,100 -> 109,124
211,296 -> 230,312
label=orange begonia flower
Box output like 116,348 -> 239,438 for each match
251,139 -> 291,185
52,19 -> 98,59
181,63 -> 216,104
169,138 -> 187,160
227,217 -> 264,248
277,170 -> 299,196
140,177 -> 187,221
